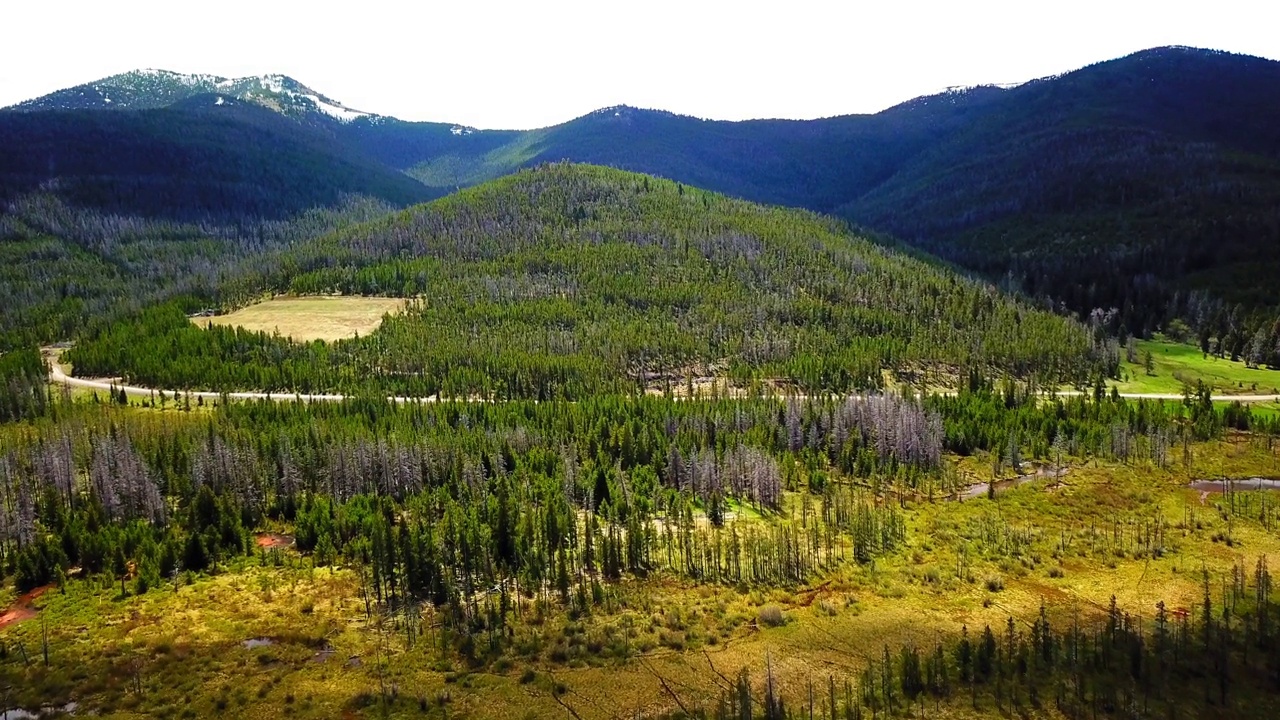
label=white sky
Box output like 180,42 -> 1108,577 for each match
3,0 -> 1277,129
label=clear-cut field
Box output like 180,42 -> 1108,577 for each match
192,296 -> 405,343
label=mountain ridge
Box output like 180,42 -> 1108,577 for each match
8,46 -> 1280,341
8,68 -> 379,124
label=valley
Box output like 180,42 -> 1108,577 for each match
2,43 -> 1280,720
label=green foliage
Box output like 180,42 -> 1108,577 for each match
70,164 -> 1103,397
0,105 -> 433,221
0,347 -> 49,422
694,570 -> 1280,719
0,194 -> 396,352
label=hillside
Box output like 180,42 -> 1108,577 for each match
402,49 -> 1280,337
838,47 -> 1280,333
0,192 -> 398,353
335,99 -> 999,209
0,103 -> 434,221
66,164 -> 1104,399
9,47 -> 1280,341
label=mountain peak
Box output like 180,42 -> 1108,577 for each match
6,69 -> 376,123
577,105 -> 689,124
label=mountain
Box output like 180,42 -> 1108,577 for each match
10,68 -> 377,123
0,98 -> 435,221
68,164 -> 1103,397
324,48 -> 1280,336
0,67 -> 1012,206
837,47 -> 1280,334
8,47 -> 1280,339
322,100 -> 986,205
309,47 -> 1280,337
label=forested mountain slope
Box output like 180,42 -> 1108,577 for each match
9,47 -> 1279,342
0,193 -> 399,353
318,46 -> 1280,337
9,68 -> 379,122
373,103 -> 976,207
838,47 -> 1280,333
0,103 -> 434,221
68,164 -> 1106,398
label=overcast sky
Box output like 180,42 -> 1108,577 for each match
3,0 -> 1277,129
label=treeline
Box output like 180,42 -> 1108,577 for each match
927,375 -> 1276,463
677,562 -> 1280,719
69,164 -> 1110,398
0,394 -> 947,593
4,385 -> 1271,598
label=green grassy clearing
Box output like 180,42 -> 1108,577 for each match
1113,338 -> 1280,396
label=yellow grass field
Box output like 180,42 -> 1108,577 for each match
192,296 -> 406,343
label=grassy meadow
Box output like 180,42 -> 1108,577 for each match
1113,339 -> 1280,396
192,296 -> 406,343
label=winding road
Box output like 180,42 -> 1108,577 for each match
49,361 -> 432,403
46,356 -> 1280,405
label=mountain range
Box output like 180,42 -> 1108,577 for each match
5,46 -> 1280,331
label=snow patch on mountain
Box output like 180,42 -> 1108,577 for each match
9,68 -> 379,123
304,95 -> 372,122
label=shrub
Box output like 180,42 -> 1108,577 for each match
758,605 -> 786,627
658,630 -> 685,650
984,575 -> 1005,592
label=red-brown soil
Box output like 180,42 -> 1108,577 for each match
0,584 -> 51,628
255,533 -> 295,549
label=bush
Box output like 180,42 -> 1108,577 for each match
984,575 -> 1005,592
758,605 -> 786,627
658,630 -> 686,650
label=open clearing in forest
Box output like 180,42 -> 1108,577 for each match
191,296 -> 406,343
1113,338 -> 1280,396
255,533 -> 295,549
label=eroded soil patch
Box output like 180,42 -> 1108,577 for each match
255,533 -> 295,549
0,585 -> 51,628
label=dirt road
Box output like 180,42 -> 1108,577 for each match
47,360 -> 1280,405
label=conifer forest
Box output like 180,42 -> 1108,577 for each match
4,44 -> 1280,720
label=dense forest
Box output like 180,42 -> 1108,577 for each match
2,378 -> 1277,716
64,165 -> 1107,399
1,377 -> 1263,608
10,47 -> 1280,345
0,192 -> 397,352
5,48 -> 1280,718
0,103 -> 433,221
840,47 -> 1280,354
